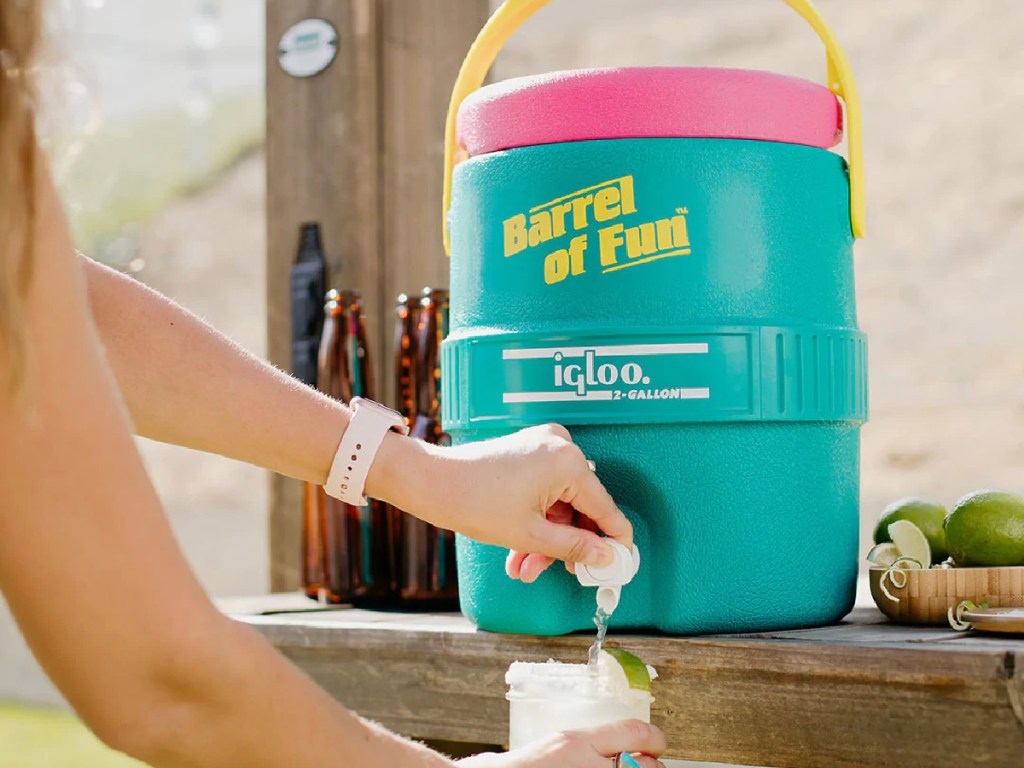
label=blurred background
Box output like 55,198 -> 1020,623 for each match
2,0 -> 1023,765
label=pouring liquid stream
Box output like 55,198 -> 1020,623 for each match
587,607 -> 610,674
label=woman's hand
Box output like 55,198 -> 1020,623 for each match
368,424 -> 633,583
455,720 -> 667,768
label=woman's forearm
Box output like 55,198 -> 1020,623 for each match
78,254 -> 462,527
78,257 -> 631,577
81,254 -> 349,484
138,615 -> 454,768
2,167 -> 453,768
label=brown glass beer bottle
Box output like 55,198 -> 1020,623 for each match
302,289 -> 343,601
400,288 -> 459,606
344,291 -> 399,605
317,290 -> 360,604
394,293 -> 420,427
301,482 -> 325,600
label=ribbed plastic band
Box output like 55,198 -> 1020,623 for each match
441,326 -> 867,430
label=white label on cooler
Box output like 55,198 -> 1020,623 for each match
501,342 -> 710,404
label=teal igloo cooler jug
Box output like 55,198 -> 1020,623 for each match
441,0 -> 868,635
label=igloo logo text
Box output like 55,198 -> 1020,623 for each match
554,350 -> 647,395
501,343 -> 711,404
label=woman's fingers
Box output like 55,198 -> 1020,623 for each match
547,500 -> 575,526
511,500 -> 600,582
576,511 -> 602,535
505,550 -> 528,579
534,518 -> 614,568
628,756 -> 666,768
561,457 -> 633,550
510,522 -> 610,580
519,553 -> 555,583
502,424 -> 638,580
569,720 -> 667,759
507,550 -> 558,583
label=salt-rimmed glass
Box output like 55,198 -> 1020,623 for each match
505,659 -> 653,750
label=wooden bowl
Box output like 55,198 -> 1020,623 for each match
869,565 -> 1024,626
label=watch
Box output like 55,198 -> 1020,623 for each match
324,397 -> 409,505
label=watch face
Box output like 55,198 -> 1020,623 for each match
356,398 -> 404,423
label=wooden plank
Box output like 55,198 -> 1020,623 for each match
234,606 -> 1024,767
234,605 -> 1022,651
266,0 -> 490,590
214,592 -> 350,616
266,0 -> 380,590
377,0 -> 490,402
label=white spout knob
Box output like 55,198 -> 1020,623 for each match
596,586 -> 622,614
577,540 -> 640,614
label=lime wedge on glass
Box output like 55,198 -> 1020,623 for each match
601,648 -> 654,693
866,542 -> 899,568
887,519 -> 931,568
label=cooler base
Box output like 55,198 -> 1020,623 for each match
453,422 -> 860,636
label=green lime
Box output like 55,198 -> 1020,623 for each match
602,648 -> 652,692
874,497 -> 948,563
944,490 -> 1024,567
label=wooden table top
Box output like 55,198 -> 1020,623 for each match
224,594 -> 1024,767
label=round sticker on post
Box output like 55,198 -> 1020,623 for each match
278,18 -> 338,79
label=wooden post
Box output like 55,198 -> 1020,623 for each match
266,0 -> 489,591
266,0 -> 379,591
377,0 -> 491,394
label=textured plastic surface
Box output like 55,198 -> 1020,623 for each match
457,67 -> 843,155
456,425 -> 860,635
444,137 -> 863,636
442,327 -> 867,430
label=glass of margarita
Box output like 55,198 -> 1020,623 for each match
505,656 -> 654,750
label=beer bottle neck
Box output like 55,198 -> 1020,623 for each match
297,223 -> 324,263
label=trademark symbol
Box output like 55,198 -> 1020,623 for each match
676,208 -> 688,215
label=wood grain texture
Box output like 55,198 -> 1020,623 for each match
234,605 -> 1024,766
869,565 -> 1024,625
266,0 -> 488,590
266,0 -> 380,590
377,0 -> 490,401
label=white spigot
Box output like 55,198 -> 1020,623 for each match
576,539 -> 640,615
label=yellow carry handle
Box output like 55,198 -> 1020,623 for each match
442,0 -> 865,254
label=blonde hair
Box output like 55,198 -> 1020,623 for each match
0,1 -> 42,391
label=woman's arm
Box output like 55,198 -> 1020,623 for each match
81,255 -> 633,579
81,256 -> 348,485
0,159 -> 454,768
1,161 -> 665,767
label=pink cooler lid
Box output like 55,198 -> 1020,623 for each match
457,67 -> 843,155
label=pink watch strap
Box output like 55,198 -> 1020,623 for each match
324,398 -> 408,505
